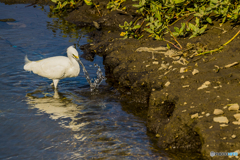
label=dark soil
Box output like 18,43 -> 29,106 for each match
2,0 -> 240,159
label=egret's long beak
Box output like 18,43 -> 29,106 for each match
73,55 -> 79,59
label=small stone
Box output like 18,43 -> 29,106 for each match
198,81 -> 211,90
232,135 -> 237,139
181,75 -> 185,79
192,69 -> 199,75
198,116 -> 203,118
205,91 -> 210,93
207,145 -> 209,147
228,103 -> 239,111
146,64 -> 150,67
202,112 -> 205,114
190,106 -> 195,108
213,116 -> 229,123
182,85 -> 189,88
156,134 -> 160,138
152,88 -> 155,91
180,67 -> 187,73
222,137 -> 227,140
206,113 -> 210,117
234,114 -> 240,121
233,121 -> 240,125
183,102 -> 187,105
165,81 -> 170,87
153,61 -> 159,65
224,62 -> 239,68
223,106 -> 228,109
213,109 -> 224,115
191,113 -> 198,119
182,110 -> 187,112
209,126 -> 213,129
220,124 -> 228,127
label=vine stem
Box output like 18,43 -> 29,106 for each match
196,29 -> 240,56
163,39 -> 181,50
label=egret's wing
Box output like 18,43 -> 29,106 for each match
32,56 -> 70,79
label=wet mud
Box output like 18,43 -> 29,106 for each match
2,0 -> 240,159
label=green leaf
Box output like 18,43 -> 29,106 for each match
188,23 -> 196,31
206,17 -> 212,23
187,8 -> 195,12
179,23 -> 185,33
133,25 -> 141,29
132,4 -> 141,8
199,25 -> 207,34
51,0 -> 58,3
174,27 -> 180,32
172,32 -> 179,37
84,0 -> 92,5
173,0 -> 185,4
144,28 -> 154,34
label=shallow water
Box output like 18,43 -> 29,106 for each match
0,3 -> 168,160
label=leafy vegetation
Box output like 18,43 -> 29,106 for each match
119,0 -> 240,49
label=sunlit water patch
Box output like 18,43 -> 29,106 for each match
0,3 -> 168,160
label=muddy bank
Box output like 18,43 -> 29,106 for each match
67,2 -> 240,159
2,0 -> 240,159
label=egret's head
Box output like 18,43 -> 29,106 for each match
67,46 -> 79,60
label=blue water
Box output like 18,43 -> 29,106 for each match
0,3 -> 167,160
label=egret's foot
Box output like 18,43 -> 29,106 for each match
50,83 -> 53,86
53,89 -> 59,99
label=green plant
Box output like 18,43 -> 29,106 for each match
51,0 -> 77,12
119,21 -> 141,39
118,0 -> 240,49
107,0 -> 126,11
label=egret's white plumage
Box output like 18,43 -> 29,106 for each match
24,46 -> 80,89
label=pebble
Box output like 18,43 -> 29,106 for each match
180,67 -> 187,73
165,81 -> 170,87
234,114 -> 240,121
153,61 -> 159,65
222,137 -> 227,140
223,106 -> 228,109
198,116 -> 203,118
146,64 -> 150,67
190,106 -> 195,108
182,110 -> 187,112
182,85 -> 189,88
213,109 -> 224,115
213,116 -> 229,123
220,124 -> 228,127
206,113 -> 210,117
191,113 -> 198,119
181,75 -> 185,79
209,126 -> 213,129
192,69 -> 199,75
198,81 -> 211,90
233,121 -> 240,125
224,62 -> 239,68
232,134 -> 236,139
228,103 -> 239,111
202,112 -> 205,114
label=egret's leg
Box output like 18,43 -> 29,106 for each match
53,79 -> 59,88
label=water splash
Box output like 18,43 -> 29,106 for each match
78,60 -> 105,92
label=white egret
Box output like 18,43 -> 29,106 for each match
24,46 -> 81,89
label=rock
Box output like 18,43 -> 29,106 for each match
198,81 -> 211,90
153,61 -> 159,65
165,81 -> 170,87
228,103 -> 239,111
220,124 -> 228,127
232,121 -> 240,125
180,67 -> 187,73
206,113 -> 210,117
234,114 -> 240,120
191,113 -> 198,119
213,109 -> 224,115
224,62 -> 239,68
192,69 -> 199,75
182,110 -> 187,112
182,85 -> 189,88
232,135 -> 236,139
213,116 -> 229,123
181,75 -> 185,79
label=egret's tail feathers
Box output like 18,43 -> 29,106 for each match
24,55 -> 31,64
24,55 -> 33,71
